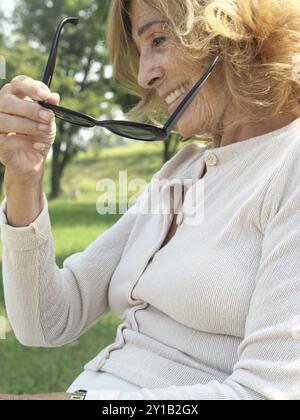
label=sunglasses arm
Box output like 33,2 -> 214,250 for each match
163,56 -> 220,135
42,17 -> 79,89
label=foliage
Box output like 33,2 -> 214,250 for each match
1,0 -> 129,197
0,0 -> 183,200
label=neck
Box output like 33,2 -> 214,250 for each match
212,112 -> 299,149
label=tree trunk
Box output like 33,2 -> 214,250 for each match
50,144 -> 62,200
163,138 -> 172,163
0,171 -> 4,197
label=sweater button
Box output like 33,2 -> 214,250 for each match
205,153 -> 218,167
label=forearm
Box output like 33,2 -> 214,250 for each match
4,169 -> 45,227
0,189 -> 112,348
0,181 -> 58,347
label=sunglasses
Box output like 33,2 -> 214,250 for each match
39,17 -> 220,142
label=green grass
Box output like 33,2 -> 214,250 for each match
0,141 -> 170,394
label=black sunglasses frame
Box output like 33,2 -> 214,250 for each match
40,17 -> 220,142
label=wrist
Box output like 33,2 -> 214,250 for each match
5,177 -> 44,207
4,174 -> 45,228
4,170 -> 44,188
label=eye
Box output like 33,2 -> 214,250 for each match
152,36 -> 166,48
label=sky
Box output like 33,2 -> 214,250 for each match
0,0 -> 15,17
0,0 -> 15,36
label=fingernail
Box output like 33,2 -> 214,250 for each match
37,123 -> 50,132
33,143 -> 46,152
39,110 -> 53,123
37,87 -> 51,100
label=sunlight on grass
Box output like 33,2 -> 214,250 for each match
0,311 -> 12,339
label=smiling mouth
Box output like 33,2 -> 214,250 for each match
165,82 -> 189,106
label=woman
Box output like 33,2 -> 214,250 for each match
0,0 -> 300,400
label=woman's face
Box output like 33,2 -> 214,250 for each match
129,0 -> 228,138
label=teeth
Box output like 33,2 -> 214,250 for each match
166,84 -> 187,106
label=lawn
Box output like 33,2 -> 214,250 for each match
0,141 -> 171,394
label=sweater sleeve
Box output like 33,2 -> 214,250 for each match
0,193 -> 140,348
84,165 -> 300,401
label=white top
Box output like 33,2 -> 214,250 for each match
67,371 -> 142,397
1,118 -> 300,400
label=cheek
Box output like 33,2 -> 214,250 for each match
180,95 -> 204,123
176,96 -> 212,136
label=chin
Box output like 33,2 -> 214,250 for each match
177,120 -> 199,139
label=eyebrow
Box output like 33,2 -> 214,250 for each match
137,20 -> 166,37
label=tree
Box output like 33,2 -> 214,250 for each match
12,0 -> 116,198
1,0 -> 179,199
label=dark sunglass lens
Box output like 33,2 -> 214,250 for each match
105,123 -> 160,141
54,109 -> 94,127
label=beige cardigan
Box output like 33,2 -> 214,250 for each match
1,118 -> 300,400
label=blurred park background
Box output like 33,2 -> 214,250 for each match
0,0 -> 206,394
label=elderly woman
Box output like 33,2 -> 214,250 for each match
0,0 -> 300,400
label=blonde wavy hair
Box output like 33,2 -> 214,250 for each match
107,0 -> 300,140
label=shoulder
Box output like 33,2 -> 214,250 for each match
273,132 -> 300,183
262,133 -> 300,227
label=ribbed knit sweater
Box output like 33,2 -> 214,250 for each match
1,118 -> 300,400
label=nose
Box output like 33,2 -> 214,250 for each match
137,53 -> 165,90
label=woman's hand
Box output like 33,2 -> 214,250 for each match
0,393 -> 71,400
0,75 -> 60,183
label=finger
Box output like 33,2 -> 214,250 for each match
9,76 -> 32,99
0,93 -> 55,123
11,95 -> 54,122
47,93 -> 60,106
0,113 -> 54,138
0,134 -> 49,152
10,75 -> 52,102
0,83 -> 12,95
